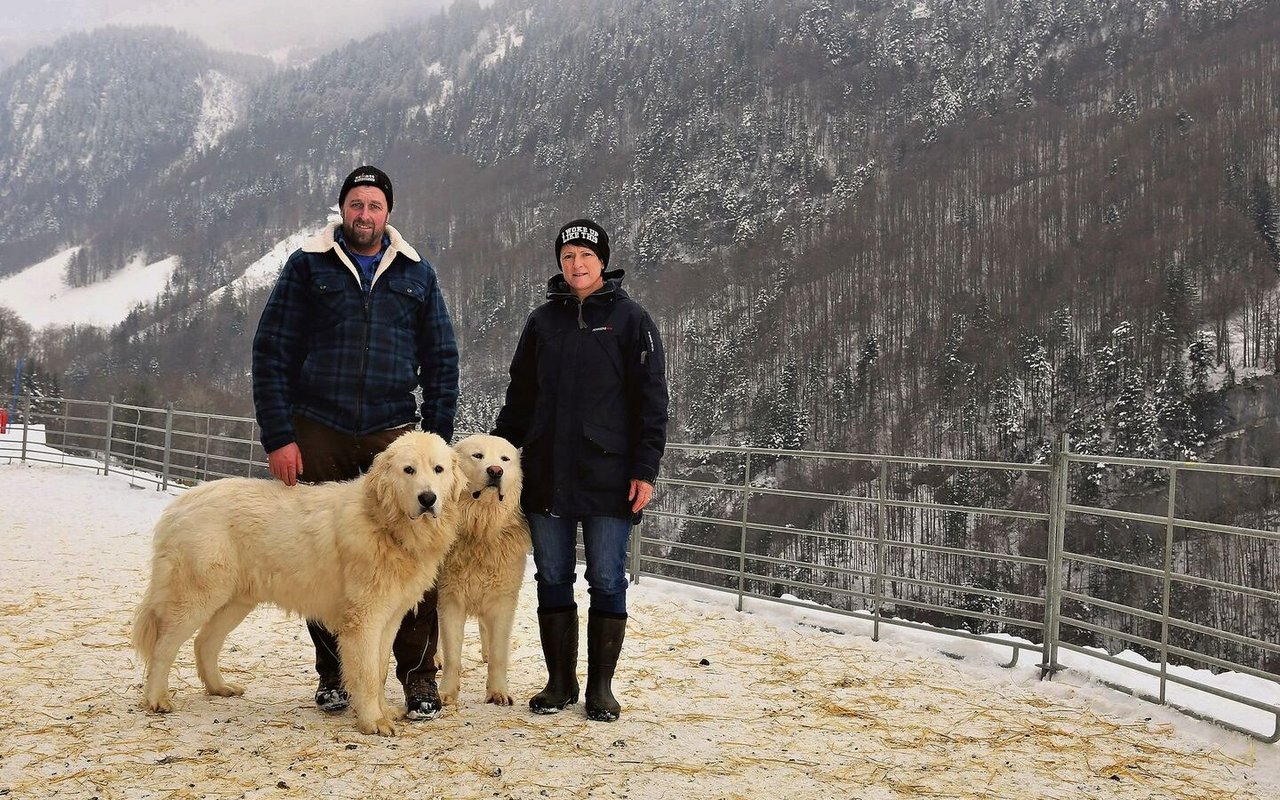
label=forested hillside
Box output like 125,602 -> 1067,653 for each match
2,0 -> 1277,671
0,0 -> 1277,468
0,27 -> 268,274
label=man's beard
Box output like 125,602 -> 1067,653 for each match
343,221 -> 382,251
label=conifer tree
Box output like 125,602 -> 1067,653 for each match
1156,361 -> 1197,459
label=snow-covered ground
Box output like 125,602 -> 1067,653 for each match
0,210 -> 347,333
0,249 -> 178,330
1,426 -> 1277,799
0,221 -> 326,332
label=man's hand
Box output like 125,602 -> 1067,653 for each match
268,442 -> 303,486
629,479 -> 655,514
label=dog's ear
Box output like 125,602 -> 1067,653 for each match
503,445 -> 524,499
366,444 -> 397,513
451,451 -> 468,502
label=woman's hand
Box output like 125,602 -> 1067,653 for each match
629,479 -> 655,513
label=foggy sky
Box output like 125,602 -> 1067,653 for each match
0,0 -> 464,67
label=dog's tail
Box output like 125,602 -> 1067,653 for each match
131,557 -> 169,664
132,595 -> 160,663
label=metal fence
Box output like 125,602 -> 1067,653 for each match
2,394 -> 1277,742
1,395 -> 268,488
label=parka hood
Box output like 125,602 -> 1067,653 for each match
546,268 -> 628,301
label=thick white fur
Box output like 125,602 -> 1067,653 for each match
131,431 -> 464,736
436,434 -> 531,707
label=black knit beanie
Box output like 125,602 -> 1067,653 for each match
555,219 -> 610,266
339,165 -> 393,211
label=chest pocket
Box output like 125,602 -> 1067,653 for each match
584,305 -> 630,383
382,277 -> 427,324
307,273 -> 350,329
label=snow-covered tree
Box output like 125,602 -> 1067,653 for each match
1094,321 -> 1135,411
925,74 -> 963,143
1250,174 -> 1279,262
750,356 -> 808,452
1155,361 -> 1198,459
1112,370 -> 1157,458
854,334 -> 881,412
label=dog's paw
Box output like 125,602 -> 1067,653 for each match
358,716 -> 398,736
485,690 -> 515,706
438,678 -> 460,706
205,682 -> 245,698
143,697 -> 175,714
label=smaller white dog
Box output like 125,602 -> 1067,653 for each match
436,434 -> 531,707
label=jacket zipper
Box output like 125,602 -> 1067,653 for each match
341,243 -> 373,432
354,290 -> 372,430
334,231 -> 390,437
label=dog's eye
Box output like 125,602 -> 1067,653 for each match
434,464 -> 445,474
403,466 -> 415,475
500,455 -> 511,462
471,452 -> 483,459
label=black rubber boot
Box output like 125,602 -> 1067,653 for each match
585,610 -> 627,722
530,605 -> 580,714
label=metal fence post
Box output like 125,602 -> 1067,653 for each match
630,519 -> 643,584
1159,465 -> 1179,704
161,403 -> 175,492
874,457 -> 888,642
737,451 -> 752,613
103,397 -> 116,476
19,395 -> 32,463
202,415 -> 213,483
249,422 -> 260,477
61,400 -> 70,452
128,408 -> 142,484
1041,433 -> 1070,679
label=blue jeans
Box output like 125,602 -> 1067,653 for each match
527,513 -> 633,615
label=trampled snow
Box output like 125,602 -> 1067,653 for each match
1,426 -> 1276,799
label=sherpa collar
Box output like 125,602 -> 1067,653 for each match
302,221 -> 421,286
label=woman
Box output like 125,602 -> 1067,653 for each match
493,218 -> 669,722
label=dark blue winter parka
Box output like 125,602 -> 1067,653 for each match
493,269 -> 669,520
252,222 -> 459,454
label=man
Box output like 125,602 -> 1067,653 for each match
252,165 -> 459,720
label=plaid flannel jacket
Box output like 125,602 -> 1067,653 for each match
252,222 -> 458,453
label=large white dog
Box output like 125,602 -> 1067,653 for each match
132,431 -> 464,736
436,434 -> 531,707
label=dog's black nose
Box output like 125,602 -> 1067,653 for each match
486,465 -> 503,479
418,491 -> 437,510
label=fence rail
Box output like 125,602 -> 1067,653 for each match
2,394 -> 1277,742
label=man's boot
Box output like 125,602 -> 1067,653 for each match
585,610 -> 626,722
530,605 -> 580,714
395,590 -> 442,720
308,620 -> 349,713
